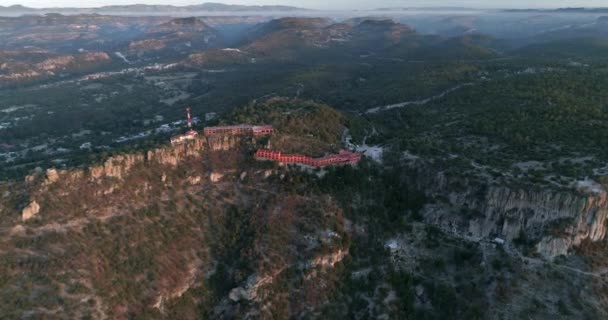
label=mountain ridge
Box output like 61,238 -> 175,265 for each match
0,2 -> 311,16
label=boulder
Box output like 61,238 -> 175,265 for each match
22,200 -> 40,221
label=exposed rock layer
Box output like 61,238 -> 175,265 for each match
406,164 -> 608,258
21,200 -> 40,221
30,136 -> 239,186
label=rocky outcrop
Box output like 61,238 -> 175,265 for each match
81,52 -> 110,62
25,136 -> 244,191
206,135 -> 240,151
229,268 -> 285,302
129,39 -> 166,51
308,248 -> 348,268
45,168 -> 60,185
35,52 -> 110,71
536,237 -> 572,258
90,153 -> 146,180
209,172 -> 223,182
229,248 -> 348,303
406,164 -> 608,259
153,259 -> 201,312
147,137 -> 206,166
36,55 -> 76,71
22,200 -> 40,221
186,176 -> 202,185
0,69 -> 41,81
0,51 -> 110,84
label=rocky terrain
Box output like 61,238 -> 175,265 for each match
127,18 -> 222,57
400,160 -> 608,259
0,134 -> 351,319
0,50 -> 111,83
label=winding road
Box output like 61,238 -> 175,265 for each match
363,82 -> 474,114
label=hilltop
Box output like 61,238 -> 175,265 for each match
128,17 -> 222,56
0,132 -> 350,318
227,98 -> 345,156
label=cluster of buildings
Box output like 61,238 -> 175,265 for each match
170,108 -> 361,167
170,108 -> 199,145
171,109 -> 273,145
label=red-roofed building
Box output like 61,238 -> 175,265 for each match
255,149 -> 361,167
204,124 -> 274,136
252,125 -> 274,136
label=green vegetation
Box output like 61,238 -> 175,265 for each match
368,64 -> 608,185
292,164 -> 491,319
229,98 -> 345,156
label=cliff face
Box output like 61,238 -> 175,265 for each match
31,135 -> 234,186
20,135 -> 243,224
2,135 -> 349,319
406,164 -> 608,259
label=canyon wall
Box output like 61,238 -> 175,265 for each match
21,136 -> 242,222
28,135 -> 240,186
406,164 -> 608,259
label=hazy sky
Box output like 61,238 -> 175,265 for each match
1,0 -> 606,10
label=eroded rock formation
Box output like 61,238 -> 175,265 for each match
21,200 -> 40,221
407,163 -> 608,259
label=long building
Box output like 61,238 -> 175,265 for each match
255,149 -> 361,167
204,125 -> 273,136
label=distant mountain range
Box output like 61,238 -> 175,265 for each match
0,2 -> 310,16
505,7 -> 608,13
5,4 -> 608,18
374,7 -> 476,11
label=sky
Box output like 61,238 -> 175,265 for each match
1,0 -> 607,10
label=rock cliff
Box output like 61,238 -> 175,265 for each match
30,135 -> 240,186
1,134 -> 348,318
21,200 -> 40,221
405,163 -> 608,259
21,135 -> 242,222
